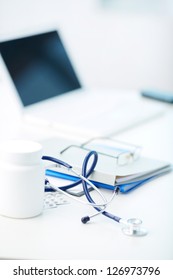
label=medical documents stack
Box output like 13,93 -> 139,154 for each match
45,138 -> 172,193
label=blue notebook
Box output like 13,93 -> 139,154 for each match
45,168 -> 170,194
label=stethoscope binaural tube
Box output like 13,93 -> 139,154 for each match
80,150 -> 121,223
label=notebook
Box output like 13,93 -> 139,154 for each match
0,30 -> 165,137
45,144 -> 171,185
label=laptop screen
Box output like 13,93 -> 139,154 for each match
0,31 -> 81,106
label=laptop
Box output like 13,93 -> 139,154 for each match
0,30 -> 164,138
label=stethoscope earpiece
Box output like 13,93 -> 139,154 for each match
120,218 -> 148,237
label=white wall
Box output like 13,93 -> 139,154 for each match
1,0 -> 173,92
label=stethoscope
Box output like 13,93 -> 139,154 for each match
42,150 -> 148,237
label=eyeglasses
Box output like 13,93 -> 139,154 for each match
60,137 -> 141,166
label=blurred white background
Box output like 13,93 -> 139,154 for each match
1,0 -> 173,92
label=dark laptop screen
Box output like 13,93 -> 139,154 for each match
0,31 -> 81,106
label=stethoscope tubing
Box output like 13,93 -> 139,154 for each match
42,151 -> 120,221
42,151 -> 148,236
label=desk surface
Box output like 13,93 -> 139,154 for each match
0,97 -> 173,260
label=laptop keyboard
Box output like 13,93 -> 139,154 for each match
50,97 -> 165,137
24,91 -> 165,138
80,99 -> 165,135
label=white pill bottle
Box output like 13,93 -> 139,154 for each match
0,140 -> 44,218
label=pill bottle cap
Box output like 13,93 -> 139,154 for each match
0,139 -> 42,165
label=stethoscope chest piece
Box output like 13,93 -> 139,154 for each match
122,218 -> 148,237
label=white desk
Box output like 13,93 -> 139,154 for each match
0,101 -> 173,260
